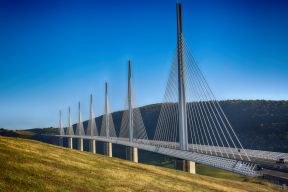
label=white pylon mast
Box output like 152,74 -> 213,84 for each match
89,94 -> 93,136
177,3 -> 188,151
59,110 -> 64,135
67,106 -> 74,135
105,82 -> 110,138
78,101 -> 81,124
128,60 -> 133,142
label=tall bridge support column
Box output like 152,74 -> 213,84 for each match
58,111 -> 64,147
68,137 -> 73,149
183,160 -> 196,174
127,147 -> 138,163
176,3 -> 192,174
78,138 -> 83,151
105,142 -> 112,157
177,4 -> 188,151
132,147 -> 138,163
90,139 -> 96,154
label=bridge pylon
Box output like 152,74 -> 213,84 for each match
105,83 -> 109,138
59,110 -> 64,146
176,3 -> 195,174
88,94 -> 97,153
104,82 -> 113,157
177,3 -> 188,152
67,106 -> 73,149
128,60 -> 133,143
127,60 -> 138,163
77,101 -> 84,151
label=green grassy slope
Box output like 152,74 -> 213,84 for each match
0,136 -> 283,192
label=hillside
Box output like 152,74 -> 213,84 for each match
219,100 -> 288,152
1,100 -> 287,153
96,100 -> 288,152
0,136 -> 283,192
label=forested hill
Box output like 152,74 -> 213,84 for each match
1,100 -> 288,153
218,100 -> 288,152
138,100 -> 288,153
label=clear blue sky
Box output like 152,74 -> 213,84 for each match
0,0 -> 287,129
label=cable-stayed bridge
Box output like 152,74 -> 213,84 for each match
56,3 -> 288,177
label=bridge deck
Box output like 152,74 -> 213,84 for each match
57,135 -> 263,177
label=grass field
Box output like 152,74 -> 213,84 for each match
0,136 -> 283,192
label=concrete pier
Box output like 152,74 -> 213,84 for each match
126,147 -> 138,162
90,140 -> 96,154
68,137 -> 73,149
183,160 -> 196,174
78,138 -> 83,151
132,147 -> 138,163
126,147 -> 138,163
105,142 -> 112,157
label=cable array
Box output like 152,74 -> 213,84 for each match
86,95 -> 98,136
100,94 -> 117,138
152,35 -> 250,161
75,103 -> 85,136
153,51 -> 179,149
59,110 -> 65,135
66,107 -> 74,135
119,79 -> 148,142
183,37 -> 250,161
